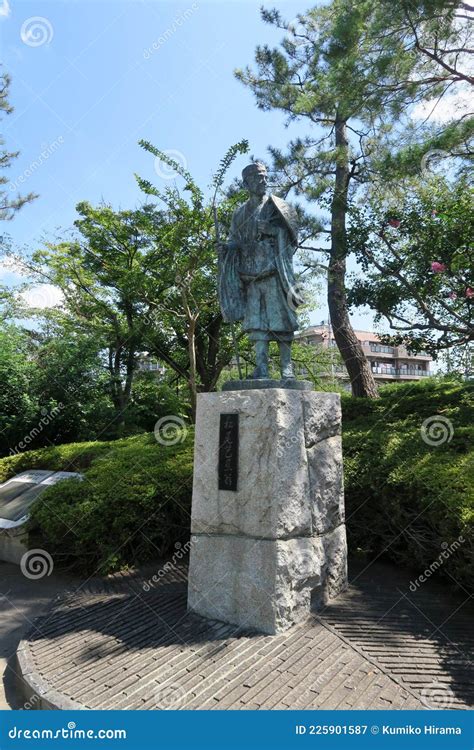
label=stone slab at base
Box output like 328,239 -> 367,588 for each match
187,388 -> 348,634
188,525 -> 347,634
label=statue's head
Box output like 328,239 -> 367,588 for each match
242,162 -> 267,197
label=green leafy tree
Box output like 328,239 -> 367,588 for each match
32,324 -> 116,443
12,203 -> 168,429
236,0 -> 473,397
11,141 -> 250,425
135,140 -> 249,417
0,325 -> 39,454
348,177 -> 473,360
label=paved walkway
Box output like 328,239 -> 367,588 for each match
0,562 -> 73,709
10,559 -> 473,710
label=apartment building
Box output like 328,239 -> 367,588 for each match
136,355 -> 167,377
297,323 -> 432,385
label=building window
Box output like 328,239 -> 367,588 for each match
369,343 -> 394,354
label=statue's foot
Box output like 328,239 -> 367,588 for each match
281,363 -> 295,379
252,365 -> 269,379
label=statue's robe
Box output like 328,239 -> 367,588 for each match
218,194 -> 300,341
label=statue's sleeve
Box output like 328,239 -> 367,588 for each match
228,209 -> 240,246
218,209 -> 245,322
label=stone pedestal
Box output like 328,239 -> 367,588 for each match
187,388 -> 347,634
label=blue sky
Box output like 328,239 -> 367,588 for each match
1,0 -> 377,329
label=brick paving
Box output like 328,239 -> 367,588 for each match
15,560 -> 473,710
0,562 -> 73,709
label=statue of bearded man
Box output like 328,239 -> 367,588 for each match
218,162 -> 301,380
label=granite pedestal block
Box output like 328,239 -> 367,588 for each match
187,388 -> 347,634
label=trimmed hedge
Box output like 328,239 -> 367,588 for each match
1,432 -> 194,575
342,378 -> 473,592
1,378 -> 471,590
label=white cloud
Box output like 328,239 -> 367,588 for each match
21,284 -> 63,309
411,88 -> 472,124
0,0 -> 11,19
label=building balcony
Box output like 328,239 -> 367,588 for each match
395,371 -> 430,379
394,346 -> 432,360
371,368 -> 430,379
364,347 -> 395,359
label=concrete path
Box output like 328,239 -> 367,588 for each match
0,562 -> 74,709
11,559 -> 473,711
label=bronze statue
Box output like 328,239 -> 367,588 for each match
218,162 -> 301,380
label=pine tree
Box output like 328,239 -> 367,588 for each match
0,69 -> 37,225
236,0 -> 472,396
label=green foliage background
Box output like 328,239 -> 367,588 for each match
0,431 -> 193,574
343,378 -> 473,591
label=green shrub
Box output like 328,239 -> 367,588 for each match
0,440 -> 115,484
0,431 -> 194,575
342,378 -> 473,591
2,377 -> 472,590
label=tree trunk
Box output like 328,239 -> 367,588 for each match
185,309 -> 198,422
328,115 -> 379,399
